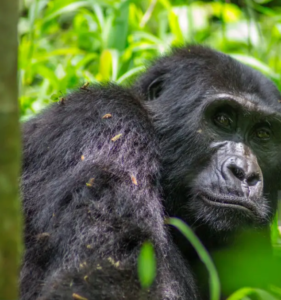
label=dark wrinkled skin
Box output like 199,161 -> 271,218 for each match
21,45 -> 281,300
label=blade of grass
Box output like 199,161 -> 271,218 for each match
227,287 -> 279,300
117,66 -> 145,84
168,217 -> 220,300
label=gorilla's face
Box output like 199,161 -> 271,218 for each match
139,46 -> 281,233
189,93 -> 281,231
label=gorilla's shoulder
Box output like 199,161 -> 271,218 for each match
22,84 -> 158,176
23,84 -> 152,141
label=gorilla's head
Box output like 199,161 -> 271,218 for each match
135,45 -> 281,233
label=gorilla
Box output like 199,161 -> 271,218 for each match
20,45 -> 281,300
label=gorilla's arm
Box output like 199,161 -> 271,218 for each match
21,85 -> 197,300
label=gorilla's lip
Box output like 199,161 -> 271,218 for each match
200,192 -> 257,214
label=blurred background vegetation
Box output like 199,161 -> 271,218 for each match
19,0 -> 281,118
19,0 -> 281,252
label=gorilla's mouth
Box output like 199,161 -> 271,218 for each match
200,192 -> 256,215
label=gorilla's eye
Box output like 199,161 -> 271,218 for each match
255,128 -> 271,140
214,113 -> 232,129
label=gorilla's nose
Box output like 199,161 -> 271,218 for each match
224,156 -> 262,187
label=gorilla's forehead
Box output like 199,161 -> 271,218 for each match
173,46 -> 281,110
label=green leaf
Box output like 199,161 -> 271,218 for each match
254,289 -> 279,300
44,0 -> 89,22
138,241 -> 156,289
117,66 -> 145,84
168,218 -> 220,300
98,49 -> 112,81
108,1 -> 129,51
227,287 -> 279,300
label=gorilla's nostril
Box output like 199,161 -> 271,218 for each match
246,173 -> 260,186
228,165 -> 260,186
228,165 -> 245,181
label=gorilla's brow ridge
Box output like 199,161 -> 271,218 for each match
209,93 -> 281,116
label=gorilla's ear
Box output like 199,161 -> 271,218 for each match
147,77 -> 164,100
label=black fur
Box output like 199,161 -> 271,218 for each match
21,85 -> 196,300
21,45 -> 281,300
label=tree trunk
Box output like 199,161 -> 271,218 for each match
0,1 -> 22,300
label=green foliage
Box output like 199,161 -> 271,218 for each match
137,241 -> 156,289
168,217 -> 221,300
19,0 -> 281,119
168,218 -> 281,300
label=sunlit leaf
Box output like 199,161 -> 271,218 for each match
138,241 -> 156,289
211,3 -> 241,23
98,49 -> 112,81
169,10 -> 184,44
